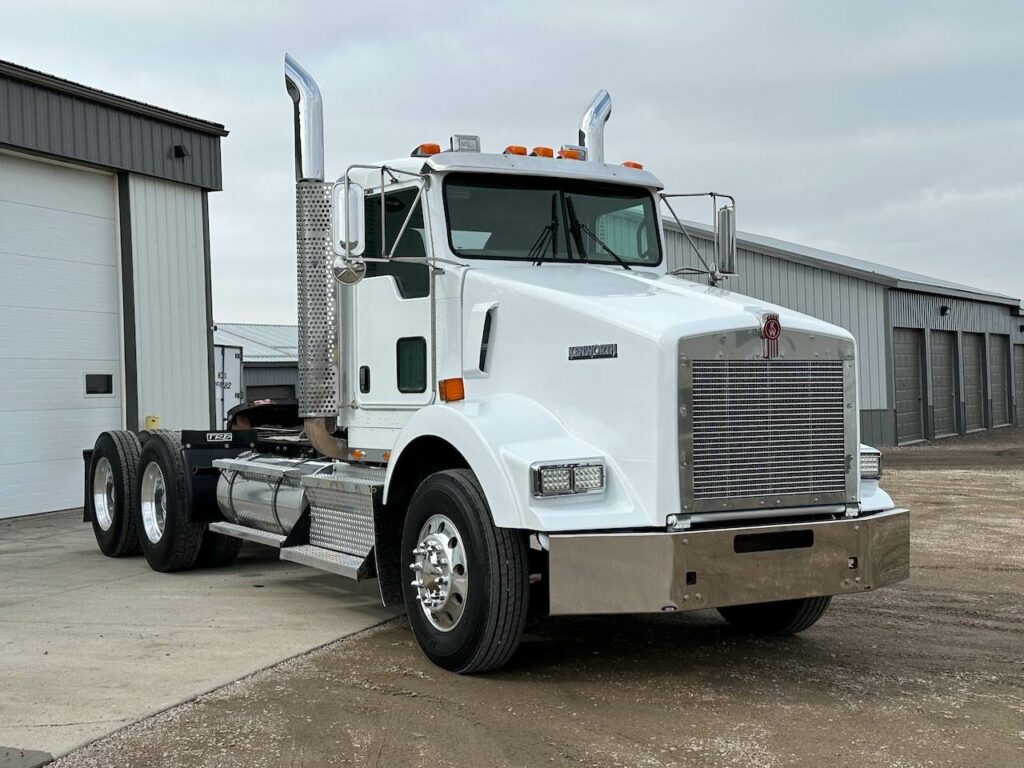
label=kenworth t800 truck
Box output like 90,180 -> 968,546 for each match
85,55 -> 909,673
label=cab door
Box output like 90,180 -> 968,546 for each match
351,186 -> 434,408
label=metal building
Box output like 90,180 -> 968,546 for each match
213,323 -> 299,403
0,60 -> 226,516
666,219 -> 1024,446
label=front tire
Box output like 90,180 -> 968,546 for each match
718,596 -> 832,636
89,431 -> 143,557
135,431 -> 205,573
401,469 -> 529,673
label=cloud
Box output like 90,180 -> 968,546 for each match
1,0 -> 1022,321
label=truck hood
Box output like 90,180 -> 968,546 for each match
463,264 -> 852,342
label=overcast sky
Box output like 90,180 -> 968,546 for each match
3,1 -> 1022,322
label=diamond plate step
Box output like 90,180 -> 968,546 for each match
279,544 -> 370,580
302,464 -> 385,557
208,521 -> 286,548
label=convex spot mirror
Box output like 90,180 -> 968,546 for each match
331,181 -> 365,257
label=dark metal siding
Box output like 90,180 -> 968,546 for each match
893,329 -> 925,443
0,75 -> 222,190
891,290 -> 1024,343
931,331 -> 957,437
1015,345 -> 1024,425
989,336 -> 1009,426
962,333 -> 985,431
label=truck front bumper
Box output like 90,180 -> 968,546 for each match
547,508 -> 909,615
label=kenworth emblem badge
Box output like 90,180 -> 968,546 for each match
568,343 -> 618,361
761,313 -> 781,358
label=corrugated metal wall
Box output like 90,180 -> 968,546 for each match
664,225 -> 891,444
0,73 -> 222,190
891,288 -> 1022,438
890,290 -> 1024,343
129,174 -> 211,428
245,364 -> 299,389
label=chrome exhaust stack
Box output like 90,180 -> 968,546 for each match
285,54 -> 346,458
578,89 -> 612,163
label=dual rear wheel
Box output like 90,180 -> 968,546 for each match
89,430 -> 241,570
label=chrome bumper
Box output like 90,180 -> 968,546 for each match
547,508 -> 909,615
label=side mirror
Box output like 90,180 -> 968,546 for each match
715,205 -> 737,277
331,181 -> 365,257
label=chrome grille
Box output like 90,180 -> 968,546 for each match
691,359 -> 847,502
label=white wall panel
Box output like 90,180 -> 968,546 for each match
128,174 -> 210,429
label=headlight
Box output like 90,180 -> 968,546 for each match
531,461 -> 605,497
859,451 -> 881,480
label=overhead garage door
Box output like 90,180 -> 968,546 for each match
930,331 -> 957,437
893,328 -> 925,443
988,335 -> 1009,426
0,152 -> 122,517
962,333 -> 985,431
1015,345 -> 1024,426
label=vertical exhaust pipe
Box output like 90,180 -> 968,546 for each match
284,54 -> 346,458
578,89 -> 612,163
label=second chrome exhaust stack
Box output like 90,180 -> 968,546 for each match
578,89 -> 612,163
285,53 -> 346,458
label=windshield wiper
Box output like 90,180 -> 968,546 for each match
565,196 -> 631,270
527,193 -> 560,265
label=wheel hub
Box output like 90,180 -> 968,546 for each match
409,514 -> 468,632
92,457 -> 115,532
140,461 -> 168,544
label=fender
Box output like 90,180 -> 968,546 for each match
384,394 -> 642,531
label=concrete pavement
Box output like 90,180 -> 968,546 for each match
0,510 -> 401,764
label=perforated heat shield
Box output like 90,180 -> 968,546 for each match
295,181 -> 338,417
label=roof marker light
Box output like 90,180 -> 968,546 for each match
530,146 -> 554,158
410,142 -> 442,157
558,145 -> 587,161
622,160 -> 644,169
504,145 -> 528,156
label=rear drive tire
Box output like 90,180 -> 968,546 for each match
135,430 -> 205,573
718,596 -> 832,636
196,532 -> 243,568
401,469 -> 529,674
89,431 -> 143,557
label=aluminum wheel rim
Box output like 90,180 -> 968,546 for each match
92,457 -> 116,532
410,514 -> 469,632
140,461 -> 168,544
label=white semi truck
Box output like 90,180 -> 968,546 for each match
85,55 -> 910,673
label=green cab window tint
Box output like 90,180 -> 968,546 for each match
397,337 -> 427,393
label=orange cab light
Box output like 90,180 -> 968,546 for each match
411,142 -> 442,157
382,450 -> 392,462
557,148 -> 583,160
439,378 -> 465,402
503,144 -> 528,156
530,146 -> 554,158
349,449 -> 366,460
622,160 -> 644,169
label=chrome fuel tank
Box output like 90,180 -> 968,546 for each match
215,453 -> 332,535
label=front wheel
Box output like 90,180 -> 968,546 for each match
718,596 -> 832,636
401,469 -> 529,673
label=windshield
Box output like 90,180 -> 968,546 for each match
444,173 -> 662,266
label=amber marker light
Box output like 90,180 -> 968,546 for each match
411,142 -> 442,157
530,146 -> 554,158
439,378 -> 466,402
622,161 -> 644,169
504,145 -> 528,155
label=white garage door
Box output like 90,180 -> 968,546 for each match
0,152 -> 122,517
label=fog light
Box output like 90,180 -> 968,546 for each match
572,464 -> 605,492
859,452 -> 881,480
539,467 -> 572,496
531,461 -> 606,498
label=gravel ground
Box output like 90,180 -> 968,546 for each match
48,432 -> 1024,768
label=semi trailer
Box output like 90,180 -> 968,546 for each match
84,54 -> 910,673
